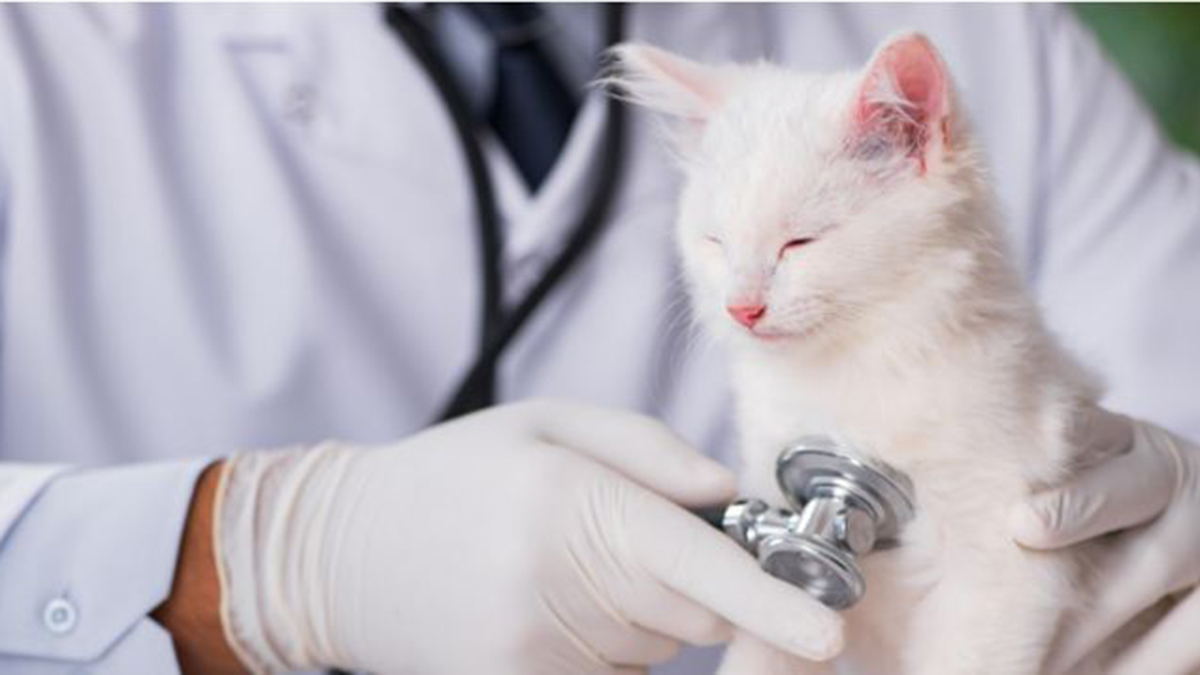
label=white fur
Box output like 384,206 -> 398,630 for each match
610,33 -> 1110,674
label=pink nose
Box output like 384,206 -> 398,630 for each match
727,303 -> 767,328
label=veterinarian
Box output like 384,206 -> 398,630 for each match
1,5 -> 1197,674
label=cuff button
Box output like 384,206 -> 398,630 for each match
43,597 -> 77,635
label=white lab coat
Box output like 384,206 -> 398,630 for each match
0,4 -> 1197,673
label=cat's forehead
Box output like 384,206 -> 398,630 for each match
689,69 -> 865,230
707,69 -> 857,157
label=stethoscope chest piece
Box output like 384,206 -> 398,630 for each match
723,436 -> 915,609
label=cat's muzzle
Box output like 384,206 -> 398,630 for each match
715,437 -> 916,610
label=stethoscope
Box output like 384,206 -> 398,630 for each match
385,3 -> 628,420
702,437 -> 916,609
384,3 -> 916,614
328,11 -> 631,675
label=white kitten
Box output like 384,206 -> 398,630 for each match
610,33 -> 1110,674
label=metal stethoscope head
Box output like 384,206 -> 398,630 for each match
717,436 -> 915,610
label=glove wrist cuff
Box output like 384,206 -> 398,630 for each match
214,443 -> 362,672
212,457 -> 270,673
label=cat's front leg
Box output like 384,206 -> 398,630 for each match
717,631 -> 834,675
902,546 -> 1076,675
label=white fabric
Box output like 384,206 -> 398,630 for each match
0,3 -> 1197,672
0,464 -> 66,542
1011,411 -> 1200,674
0,460 -> 206,662
215,401 -> 842,673
0,618 -> 183,675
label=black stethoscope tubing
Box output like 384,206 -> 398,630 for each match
328,9 -> 625,673
384,4 -> 629,422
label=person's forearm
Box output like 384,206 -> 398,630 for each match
152,460 -> 245,674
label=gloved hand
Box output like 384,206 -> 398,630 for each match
1008,408 -> 1200,674
215,400 -> 843,674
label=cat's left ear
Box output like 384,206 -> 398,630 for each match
602,43 -> 727,126
851,32 -> 955,173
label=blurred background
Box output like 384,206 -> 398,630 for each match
1075,3 -> 1200,155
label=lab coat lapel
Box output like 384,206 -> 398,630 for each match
495,90 -> 610,304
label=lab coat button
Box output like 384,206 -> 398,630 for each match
43,597 -> 77,635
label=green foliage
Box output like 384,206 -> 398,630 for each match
1075,4 -> 1200,155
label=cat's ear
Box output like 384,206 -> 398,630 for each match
850,32 -> 954,172
602,43 -> 726,125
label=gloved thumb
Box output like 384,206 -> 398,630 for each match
628,487 -> 845,661
1010,415 -> 1174,549
528,400 -> 737,505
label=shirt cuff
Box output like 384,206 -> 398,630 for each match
0,617 -> 182,674
0,463 -> 71,543
0,459 -> 210,664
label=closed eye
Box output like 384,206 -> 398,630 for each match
779,237 -> 815,257
704,235 -> 723,247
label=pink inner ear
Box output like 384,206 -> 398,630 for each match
853,34 -> 948,167
885,38 -> 945,124
641,46 -> 726,111
611,43 -> 726,130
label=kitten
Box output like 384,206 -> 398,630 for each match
609,33 -> 1110,674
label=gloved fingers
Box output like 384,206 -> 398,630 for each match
720,630 -> 826,674
1071,406 -> 1136,468
596,629 -> 681,667
1109,587 -> 1200,675
524,616 -> 671,675
1045,522 -> 1194,673
519,399 -> 736,507
1011,418 -> 1175,549
627,487 -> 843,662
623,580 -> 733,646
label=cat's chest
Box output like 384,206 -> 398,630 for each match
735,363 -> 935,462
730,356 -> 1025,511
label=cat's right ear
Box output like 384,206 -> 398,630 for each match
601,43 -> 726,128
850,32 -> 955,174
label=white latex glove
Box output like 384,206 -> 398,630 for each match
214,400 -> 843,674
1008,408 -> 1200,674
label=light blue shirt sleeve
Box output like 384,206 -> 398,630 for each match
0,459 -> 209,672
